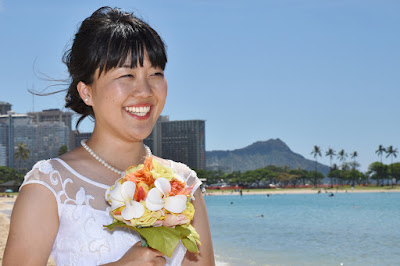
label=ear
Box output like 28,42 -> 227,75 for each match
77,81 -> 93,106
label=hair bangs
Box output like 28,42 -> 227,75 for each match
97,22 -> 167,77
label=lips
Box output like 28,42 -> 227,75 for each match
124,106 -> 151,117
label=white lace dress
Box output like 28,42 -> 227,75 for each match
20,158 -> 202,266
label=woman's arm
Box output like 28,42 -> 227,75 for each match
182,189 -> 215,266
3,184 -> 59,266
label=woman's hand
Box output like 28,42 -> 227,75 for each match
104,241 -> 166,266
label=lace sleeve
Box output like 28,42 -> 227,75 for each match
169,161 -> 202,198
20,160 -> 63,214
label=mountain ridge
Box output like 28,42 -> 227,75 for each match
206,139 -> 330,175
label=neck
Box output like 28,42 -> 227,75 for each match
84,132 -> 149,171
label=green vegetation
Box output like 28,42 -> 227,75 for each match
0,166 -> 24,185
14,142 -> 30,172
58,144 -> 68,156
195,165 -> 325,188
205,185 -> 399,194
198,145 -> 399,188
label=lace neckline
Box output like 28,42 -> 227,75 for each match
53,157 -> 169,190
53,158 -> 111,190
52,156 -> 176,190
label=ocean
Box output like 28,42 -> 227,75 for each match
205,192 -> 400,266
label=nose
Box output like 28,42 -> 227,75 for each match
132,76 -> 152,98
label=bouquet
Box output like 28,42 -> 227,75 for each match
104,157 -> 201,257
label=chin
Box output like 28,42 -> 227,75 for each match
129,129 -> 153,142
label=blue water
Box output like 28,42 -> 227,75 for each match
205,193 -> 400,266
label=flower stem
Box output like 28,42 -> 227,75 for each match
141,237 -> 149,247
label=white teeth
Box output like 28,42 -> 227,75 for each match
125,106 -> 150,116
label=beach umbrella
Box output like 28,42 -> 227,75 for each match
4,189 -> 13,193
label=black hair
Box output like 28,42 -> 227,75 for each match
64,6 -> 167,128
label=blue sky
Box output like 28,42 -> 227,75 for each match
0,0 -> 399,171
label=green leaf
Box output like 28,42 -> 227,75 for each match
180,224 -> 201,243
104,222 -> 202,257
182,237 -> 199,254
135,227 -> 181,257
105,222 -> 181,257
175,225 -> 191,238
177,224 -> 201,254
104,221 -> 126,231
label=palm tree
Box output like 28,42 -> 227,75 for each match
386,146 -> 398,163
375,145 -> 386,163
349,151 -> 359,187
311,146 -> 322,172
14,142 -> 30,172
326,148 -> 336,187
386,146 -> 398,186
325,148 -> 336,169
337,149 -> 347,168
350,151 -> 358,169
337,149 -> 347,188
311,146 -> 322,187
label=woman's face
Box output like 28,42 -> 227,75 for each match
87,55 -> 167,142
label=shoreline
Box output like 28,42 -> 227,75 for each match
204,188 -> 400,196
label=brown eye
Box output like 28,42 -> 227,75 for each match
151,72 -> 164,77
121,74 -> 134,78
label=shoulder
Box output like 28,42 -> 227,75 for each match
21,158 -> 70,200
24,159 -> 60,180
4,173 -> 59,265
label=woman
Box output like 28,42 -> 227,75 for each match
3,6 -> 214,266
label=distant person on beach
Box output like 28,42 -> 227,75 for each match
3,7 -> 214,266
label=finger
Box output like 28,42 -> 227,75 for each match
155,255 -> 166,265
149,247 -> 165,257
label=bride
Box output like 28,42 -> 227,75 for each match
3,6 -> 214,266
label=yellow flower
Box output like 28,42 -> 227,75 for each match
125,164 -> 144,175
129,202 -> 166,227
151,160 -> 181,181
181,201 -> 195,222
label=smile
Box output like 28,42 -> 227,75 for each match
124,106 -> 151,117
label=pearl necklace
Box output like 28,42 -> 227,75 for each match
80,139 -> 152,176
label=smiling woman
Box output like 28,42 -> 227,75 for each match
3,6 -> 214,266
77,56 -> 168,143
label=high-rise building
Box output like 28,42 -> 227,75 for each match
27,109 -> 73,131
145,117 -> 206,170
70,131 -> 93,150
0,102 -> 12,115
0,144 -> 6,166
0,102 -> 205,171
0,112 -> 70,171
0,112 -> 28,168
